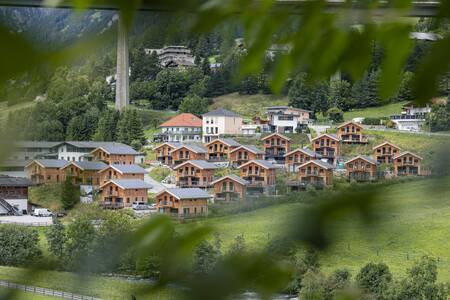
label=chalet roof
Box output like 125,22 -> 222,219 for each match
206,138 -> 241,147
230,145 -> 265,155
298,160 -> 334,170
158,188 -> 211,200
210,174 -> 249,186
311,133 -> 340,142
64,161 -> 108,171
345,156 -> 378,165
175,143 -> 207,154
337,121 -> 363,129
14,141 -> 61,149
106,164 -> 147,174
102,179 -> 152,190
0,175 -> 33,187
284,148 -> 320,158
261,132 -> 291,141
239,159 -> 275,170
94,144 -> 139,155
203,108 -> 241,118
174,160 -> 218,170
160,113 -> 202,128
27,159 -> 67,169
372,141 -> 401,151
0,160 -> 31,168
393,151 -> 423,160
154,142 -> 182,150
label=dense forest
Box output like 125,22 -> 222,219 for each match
1,8 -> 449,142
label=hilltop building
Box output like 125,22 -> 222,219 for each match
390,102 -> 431,131
145,46 -> 195,69
202,108 -> 243,143
159,113 -> 202,143
266,106 -> 312,134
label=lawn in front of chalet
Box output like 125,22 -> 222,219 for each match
189,176 -> 450,281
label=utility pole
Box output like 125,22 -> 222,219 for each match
115,12 -> 130,112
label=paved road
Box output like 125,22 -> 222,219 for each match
144,167 -> 176,194
0,215 -> 53,226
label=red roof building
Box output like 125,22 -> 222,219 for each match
159,113 -> 202,143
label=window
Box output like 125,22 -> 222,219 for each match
183,208 -> 190,215
229,182 -> 234,191
222,181 -> 227,191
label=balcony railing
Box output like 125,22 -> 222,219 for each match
390,114 -> 426,120
100,202 -> 124,209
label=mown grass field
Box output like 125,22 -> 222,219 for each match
0,101 -> 36,124
342,102 -> 406,121
190,177 -> 450,281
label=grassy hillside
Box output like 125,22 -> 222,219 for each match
0,288 -> 54,300
190,177 -> 450,281
29,184 -> 63,212
210,93 -> 288,119
0,101 -> 36,125
342,102 -> 407,121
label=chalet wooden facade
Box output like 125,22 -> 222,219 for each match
25,159 -> 67,184
99,179 -> 151,209
170,144 -> 207,166
91,144 -> 139,165
261,133 -> 291,162
205,138 -> 241,161
0,176 -> 33,215
98,164 -> 147,185
311,134 -> 340,165
239,160 -> 276,194
345,156 -> 378,181
211,174 -> 248,201
174,160 -> 217,188
373,142 -> 401,164
155,188 -> 210,218
229,145 -> 265,167
337,121 -> 368,144
154,142 -> 181,165
393,152 -> 422,177
296,160 -> 334,187
60,161 -> 107,186
284,148 -> 320,172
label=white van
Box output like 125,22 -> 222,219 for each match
33,208 -> 52,217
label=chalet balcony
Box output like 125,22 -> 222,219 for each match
304,171 -> 321,176
106,191 -> 120,197
178,181 -> 208,188
349,171 -> 373,182
178,172 -> 198,178
243,176 -> 265,187
215,191 -> 241,201
286,181 -> 307,187
100,201 -> 124,209
341,135 -> 368,144
397,167 -> 419,176
391,114 -> 426,120
208,154 -> 228,162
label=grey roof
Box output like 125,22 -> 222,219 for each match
203,108 -> 241,118
177,160 -> 218,170
164,188 -> 211,199
210,174 -> 249,186
219,138 -> 241,147
109,179 -> 152,189
33,159 -> 68,168
14,141 -> 61,149
0,160 -> 31,168
285,148 -> 320,158
110,164 -> 147,174
167,142 -> 182,148
308,160 -> 334,169
236,145 -> 265,154
0,175 -> 33,187
241,159 -> 275,169
178,143 -> 207,154
312,133 -> 340,141
70,161 -> 108,171
96,144 -> 139,155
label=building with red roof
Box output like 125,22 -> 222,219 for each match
159,113 -> 202,143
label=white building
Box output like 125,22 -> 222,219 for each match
390,103 -> 431,131
159,113 -> 202,143
266,106 -> 312,133
145,46 -> 195,69
202,108 -> 243,143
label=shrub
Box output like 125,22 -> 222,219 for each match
356,262 -> 392,299
0,225 -> 41,266
362,117 -> 382,125
327,107 -> 344,123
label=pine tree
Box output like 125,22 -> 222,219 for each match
117,109 -> 146,149
61,174 -> 79,210
93,109 -> 119,141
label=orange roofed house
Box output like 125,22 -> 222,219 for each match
205,138 -> 241,162
91,144 -> 140,165
311,134 -> 340,165
159,113 -> 202,143
239,160 -> 276,195
344,156 -> 378,182
284,148 -> 321,173
261,133 -> 291,163
156,188 -> 211,218
229,145 -> 265,167
25,159 -> 67,184
154,142 -> 181,166
211,174 -> 249,201
174,160 -> 218,188
99,179 -> 152,209
337,121 -> 368,144
296,160 -> 334,188
98,164 -> 147,185
393,151 -> 423,177
170,144 -> 207,166
60,161 -> 107,186
373,141 -> 401,164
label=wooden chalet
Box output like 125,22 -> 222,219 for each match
372,141 -> 401,164
155,188 -> 210,218
211,174 -> 248,201
393,151 -> 423,177
205,138 -> 241,161
91,144 -> 140,165
337,121 -> 368,144
284,148 -> 321,173
344,156 -> 378,182
229,145 -> 265,167
311,134 -> 340,165
170,144 -> 207,166
0,176 -> 34,215
154,142 -> 181,165
295,160 -> 334,188
25,159 -> 67,184
173,160 -> 218,188
61,161 -> 107,186
99,179 -> 151,209
238,160 -> 276,194
261,133 -> 291,163
98,164 -> 147,185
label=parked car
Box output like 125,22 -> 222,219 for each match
33,208 -> 52,217
132,202 -> 149,210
